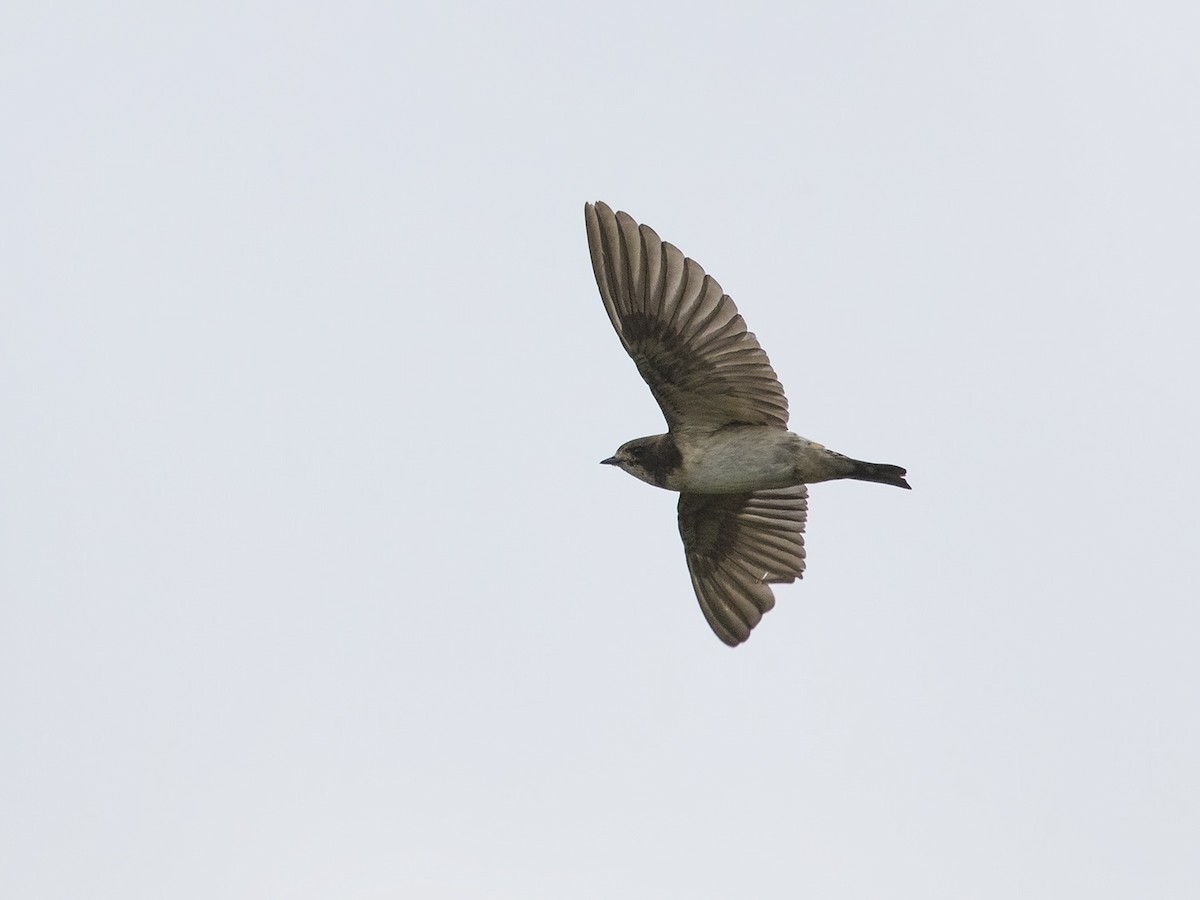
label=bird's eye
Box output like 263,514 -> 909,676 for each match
629,446 -> 644,458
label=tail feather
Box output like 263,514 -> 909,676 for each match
846,459 -> 911,490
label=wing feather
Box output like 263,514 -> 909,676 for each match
678,485 -> 808,646
585,202 -> 790,429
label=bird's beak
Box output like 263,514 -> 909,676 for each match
600,456 -> 619,465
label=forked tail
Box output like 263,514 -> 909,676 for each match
846,459 -> 911,490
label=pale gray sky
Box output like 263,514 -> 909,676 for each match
3,2 -> 1198,898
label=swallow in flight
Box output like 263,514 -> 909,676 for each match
586,201 -> 910,646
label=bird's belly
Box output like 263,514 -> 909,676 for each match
673,429 -> 802,494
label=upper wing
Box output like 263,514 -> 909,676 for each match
585,201 -> 789,430
678,485 -> 808,646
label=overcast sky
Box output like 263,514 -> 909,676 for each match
3,2 -> 1198,898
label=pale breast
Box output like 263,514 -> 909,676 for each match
672,427 -> 804,494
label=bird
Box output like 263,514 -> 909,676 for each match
585,201 -> 910,647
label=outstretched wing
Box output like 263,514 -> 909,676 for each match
678,485 -> 808,646
585,201 -> 789,430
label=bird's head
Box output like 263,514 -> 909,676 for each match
600,434 -> 680,489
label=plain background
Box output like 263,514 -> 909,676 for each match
3,2 -> 1198,897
